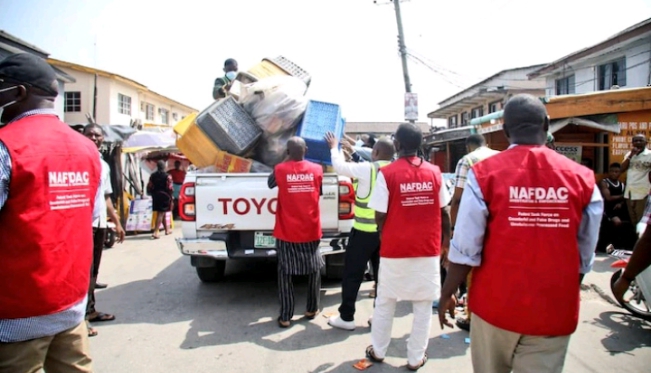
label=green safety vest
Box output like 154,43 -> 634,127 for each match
353,160 -> 390,232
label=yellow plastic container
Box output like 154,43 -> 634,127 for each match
173,112 -> 222,168
247,59 -> 290,81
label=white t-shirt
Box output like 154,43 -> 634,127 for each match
92,158 -> 112,228
624,147 -> 651,200
368,169 -> 451,302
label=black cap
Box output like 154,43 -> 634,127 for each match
0,53 -> 58,96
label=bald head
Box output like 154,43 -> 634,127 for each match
286,136 -> 307,160
503,94 -> 549,145
372,137 -> 395,161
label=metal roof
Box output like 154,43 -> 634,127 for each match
528,17 -> 651,78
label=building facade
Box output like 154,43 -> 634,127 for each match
345,121 -> 430,139
48,58 -> 197,128
427,64 -> 547,128
529,18 -> 651,98
0,31 -> 76,120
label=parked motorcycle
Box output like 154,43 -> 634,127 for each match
608,245 -> 651,321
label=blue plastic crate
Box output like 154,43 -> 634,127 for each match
297,100 -> 345,165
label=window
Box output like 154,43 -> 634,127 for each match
598,58 -> 626,90
488,100 -> 501,113
144,103 -> 155,121
172,112 -> 178,122
471,106 -> 484,119
160,108 -> 169,124
460,112 -> 469,126
118,94 -> 131,115
448,115 -> 458,128
555,75 -> 575,95
64,92 -> 81,112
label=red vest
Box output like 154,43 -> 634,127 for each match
471,145 -> 594,336
0,115 -> 101,319
273,160 -> 323,243
380,157 -> 443,258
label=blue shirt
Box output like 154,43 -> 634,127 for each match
449,163 -> 603,275
0,110 -> 102,342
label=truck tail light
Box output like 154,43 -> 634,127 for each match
179,182 -> 196,221
338,180 -> 355,220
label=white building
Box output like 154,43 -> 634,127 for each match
47,58 -> 198,128
528,18 -> 651,97
427,65 -> 547,128
0,31 -> 76,120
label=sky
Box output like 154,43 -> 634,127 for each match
1,0 -> 651,126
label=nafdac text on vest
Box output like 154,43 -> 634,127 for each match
509,186 -> 569,203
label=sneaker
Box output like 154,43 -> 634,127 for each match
328,315 -> 355,331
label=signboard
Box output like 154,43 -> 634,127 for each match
609,110 -> 651,163
555,145 -> 582,163
405,93 -> 418,121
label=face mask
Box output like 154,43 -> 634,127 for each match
0,86 -> 18,123
225,71 -> 237,81
0,86 -> 19,125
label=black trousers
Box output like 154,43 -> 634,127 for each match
338,228 -> 380,322
86,227 -> 106,316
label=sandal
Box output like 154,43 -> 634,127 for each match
88,312 -> 116,322
86,321 -> 98,337
277,317 -> 290,328
407,353 -> 428,371
151,235 -> 160,240
304,310 -> 320,319
365,345 -> 384,363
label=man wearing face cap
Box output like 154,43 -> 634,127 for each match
0,53 -> 102,372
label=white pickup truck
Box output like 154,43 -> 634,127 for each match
175,172 -> 355,282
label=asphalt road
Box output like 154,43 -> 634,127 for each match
87,227 -> 651,373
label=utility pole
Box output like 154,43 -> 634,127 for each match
375,0 -> 416,123
393,0 -> 412,95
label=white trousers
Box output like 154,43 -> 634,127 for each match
371,295 -> 433,367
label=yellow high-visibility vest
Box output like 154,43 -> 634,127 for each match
353,161 -> 390,232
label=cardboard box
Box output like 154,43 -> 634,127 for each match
214,150 -> 253,173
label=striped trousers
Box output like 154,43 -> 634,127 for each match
276,239 -> 323,321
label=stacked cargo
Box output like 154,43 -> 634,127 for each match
174,56 -> 345,172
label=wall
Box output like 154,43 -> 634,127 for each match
139,92 -> 195,127
545,37 -> 651,97
108,81 -> 140,126
53,80 -> 65,119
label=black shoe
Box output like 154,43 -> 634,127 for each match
456,318 -> 471,331
95,282 -> 108,289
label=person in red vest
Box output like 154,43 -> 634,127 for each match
438,94 -> 603,373
267,137 -> 324,328
364,123 -> 451,371
0,53 -> 102,372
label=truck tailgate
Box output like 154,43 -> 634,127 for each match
194,173 -> 340,232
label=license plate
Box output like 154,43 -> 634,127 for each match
254,232 -> 276,248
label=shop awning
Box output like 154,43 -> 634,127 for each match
122,145 -> 179,154
425,126 -> 475,145
549,117 -> 620,134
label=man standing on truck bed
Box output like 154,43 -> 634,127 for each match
212,58 -> 238,100
267,137 -> 324,328
324,131 -> 394,331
